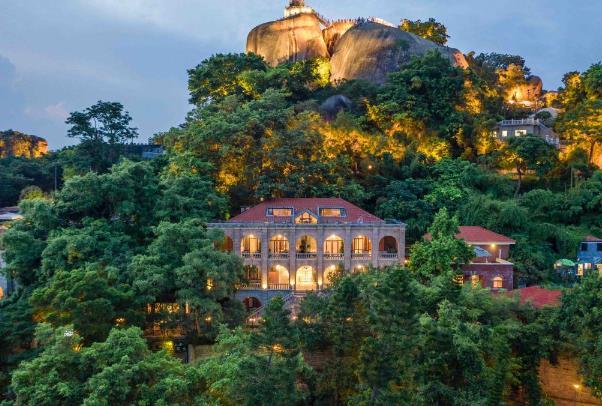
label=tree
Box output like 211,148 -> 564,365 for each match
502,136 -> 557,196
400,18 -> 449,45
557,274 -> 602,397
65,101 -> 138,172
10,325 -> 208,405
409,208 -> 473,285
198,300 -> 309,406
556,64 -> 602,164
188,53 -> 268,106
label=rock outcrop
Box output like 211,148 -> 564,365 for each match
246,5 -> 469,85
246,13 -> 329,67
329,22 -> 468,84
0,130 -> 48,158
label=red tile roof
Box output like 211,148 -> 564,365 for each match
425,226 -> 516,244
583,235 -> 602,242
509,286 -> 562,308
455,226 -> 515,244
228,198 -> 383,224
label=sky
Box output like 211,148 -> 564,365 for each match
0,0 -> 600,150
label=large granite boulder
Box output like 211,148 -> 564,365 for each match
246,13 -> 329,67
330,22 -> 468,84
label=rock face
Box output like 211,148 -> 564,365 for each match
0,130 -> 48,158
330,22 -> 468,84
506,76 -> 543,106
246,9 -> 469,85
246,13 -> 328,67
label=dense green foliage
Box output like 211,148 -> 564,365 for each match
400,18 -> 449,45
1,27 -> 602,404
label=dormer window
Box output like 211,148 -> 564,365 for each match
319,208 -> 346,217
266,208 -> 293,217
295,211 -> 317,224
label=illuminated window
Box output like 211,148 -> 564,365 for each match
242,236 -> 261,253
244,265 -> 260,281
297,266 -> 315,283
471,275 -> 481,288
352,236 -> 372,253
515,130 -> 527,136
319,208 -> 346,217
266,208 -> 293,216
0,287 -> 3,300
207,278 -> 214,291
493,277 -> 503,289
502,130 -> 508,137
324,235 -> 344,254
269,235 -> 289,253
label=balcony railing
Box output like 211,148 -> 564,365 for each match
239,281 -> 262,289
379,252 -> 399,259
324,253 -> 344,260
296,253 -> 317,259
242,252 -> 262,259
268,283 -> 291,290
352,252 -> 372,259
269,252 -> 289,259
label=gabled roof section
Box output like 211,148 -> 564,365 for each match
424,226 -> 515,245
228,198 -> 383,224
583,235 -> 602,242
456,226 -> 516,245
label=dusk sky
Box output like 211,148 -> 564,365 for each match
1,0 -> 601,149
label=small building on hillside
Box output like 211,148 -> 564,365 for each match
208,198 -> 406,311
455,226 -> 516,291
577,235 -> 602,275
491,118 -> 560,148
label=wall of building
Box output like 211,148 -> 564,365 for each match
462,263 -> 514,290
211,222 -> 405,291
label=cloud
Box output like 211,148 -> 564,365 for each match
24,102 -> 69,123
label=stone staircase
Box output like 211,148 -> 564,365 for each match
244,291 -> 307,327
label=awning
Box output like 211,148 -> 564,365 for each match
555,259 -> 576,267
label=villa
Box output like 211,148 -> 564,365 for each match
208,198 -> 405,310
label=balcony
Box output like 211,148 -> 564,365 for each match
352,252 -> 372,260
379,252 -> 399,260
269,252 -> 289,260
239,281 -> 262,289
296,253 -> 317,259
242,252 -> 262,259
268,283 -> 291,290
324,253 -> 344,260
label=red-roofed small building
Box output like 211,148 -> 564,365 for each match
455,226 -> 516,291
209,198 -> 405,309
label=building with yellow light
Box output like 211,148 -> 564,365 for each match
208,198 -> 405,311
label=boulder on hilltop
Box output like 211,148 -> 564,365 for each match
246,13 -> 468,85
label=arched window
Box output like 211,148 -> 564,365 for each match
268,265 -> 290,287
324,235 -> 344,254
269,235 -> 289,253
241,235 -> 261,253
352,236 -> 371,254
378,236 -> 398,253
296,235 -> 317,253
493,276 -> 503,289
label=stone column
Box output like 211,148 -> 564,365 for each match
317,225 -> 325,289
261,227 -> 268,289
371,227 -> 379,268
233,228 -> 242,258
344,226 -> 352,271
289,227 -> 297,291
